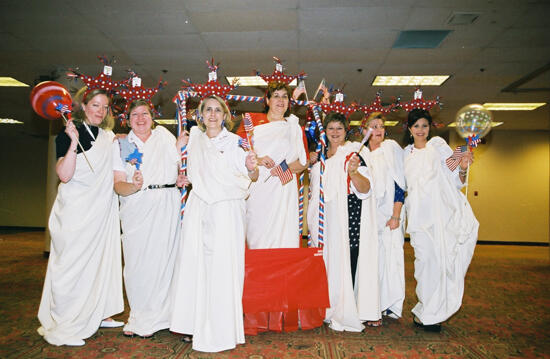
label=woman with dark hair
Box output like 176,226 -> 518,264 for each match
113,99 -> 181,338
404,108 -> 478,332
170,95 -> 258,352
38,88 -> 124,346
244,81 -> 308,249
236,81 -> 308,333
307,112 -> 381,331
363,112 -> 406,321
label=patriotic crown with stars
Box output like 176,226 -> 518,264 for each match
259,57 -> 305,85
116,70 -> 167,122
67,55 -> 123,99
398,87 -> 441,112
318,87 -> 357,119
182,58 -> 235,99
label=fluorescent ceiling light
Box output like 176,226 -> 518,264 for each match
482,103 -> 546,111
349,120 -> 400,127
154,119 -> 177,125
0,77 -> 30,87
226,76 -> 297,87
448,121 -> 503,128
372,75 -> 449,86
0,118 -> 24,124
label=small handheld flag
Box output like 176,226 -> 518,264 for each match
266,159 -> 293,185
445,145 -> 467,172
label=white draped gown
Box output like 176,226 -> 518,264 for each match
38,128 -> 124,346
113,126 -> 181,336
245,114 -> 307,249
307,142 -> 380,332
404,136 -> 479,325
170,127 -> 251,352
364,139 -> 406,318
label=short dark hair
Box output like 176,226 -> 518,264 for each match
323,112 -> 348,130
264,82 -> 292,117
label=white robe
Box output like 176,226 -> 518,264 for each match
364,139 -> 406,318
307,142 -> 380,332
246,114 -> 307,249
170,127 -> 250,352
404,136 -> 479,325
114,126 -> 181,336
38,128 -> 123,346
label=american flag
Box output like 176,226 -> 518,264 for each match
445,145 -> 468,172
468,134 -> 481,148
270,160 -> 293,185
55,103 -> 71,115
243,113 -> 254,132
243,113 -> 255,150
238,137 -> 251,151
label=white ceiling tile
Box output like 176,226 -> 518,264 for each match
202,31 -> 298,50
299,7 -> 410,31
189,10 -> 297,32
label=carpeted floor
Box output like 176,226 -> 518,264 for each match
1,231 -> 549,358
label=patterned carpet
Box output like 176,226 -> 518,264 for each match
1,231 -> 549,358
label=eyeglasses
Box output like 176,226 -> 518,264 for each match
369,124 -> 385,130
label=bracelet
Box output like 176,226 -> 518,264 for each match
459,168 -> 467,175
349,169 -> 358,176
390,216 -> 400,221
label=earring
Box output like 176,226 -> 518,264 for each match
221,120 -> 225,128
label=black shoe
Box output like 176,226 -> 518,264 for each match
413,316 -> 441,333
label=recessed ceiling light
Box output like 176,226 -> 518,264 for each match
0,118 -> 24,124
448,121 -> 503,128
372,75 -> 449,86
482,103 -> 546,111
154,119 -> 177,125
0,77 -> 30,87
226,76 -> 297,87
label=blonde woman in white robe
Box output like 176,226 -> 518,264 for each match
307,112 -> 380,332
113,100 -> 181,338
170,95 -> 258,352
404,109 -> 478,332
38,88 -> 124,347
363,113 -> 406,320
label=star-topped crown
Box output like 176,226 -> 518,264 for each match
182,58 -> 235,99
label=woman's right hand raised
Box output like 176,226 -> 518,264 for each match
65,120 -> 79,143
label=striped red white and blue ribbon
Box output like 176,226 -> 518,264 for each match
310,105 -> 326,249
175,92 -> 189,220
298,171 -> 304,239
175,90 -> 308,106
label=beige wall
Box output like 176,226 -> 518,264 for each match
450,129 -> 549,243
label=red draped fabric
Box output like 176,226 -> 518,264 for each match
243,248 -> 329,335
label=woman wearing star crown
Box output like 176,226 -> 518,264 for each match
403,108 -> 478,332
170,95 -> 258,352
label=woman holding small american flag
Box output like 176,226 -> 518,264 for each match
170,95 -> 258,352
307,112 -> 381,332
403,108 -> 478,333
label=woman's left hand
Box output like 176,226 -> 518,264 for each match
459,151 -> 474,170
176,173 -> 190,187
245,151 -> 258,172
386,217 -> 399,230
347,153 -> 360,175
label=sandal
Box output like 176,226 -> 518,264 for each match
365,319 -> 383,327
123,331 -> 136,338
181,335 -> 193,343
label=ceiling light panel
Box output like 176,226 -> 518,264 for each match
0,77 -> 30,87
482,103 -> 546,111
372,75 -> 449,86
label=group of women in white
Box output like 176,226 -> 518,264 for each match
37,80 -> 479,352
